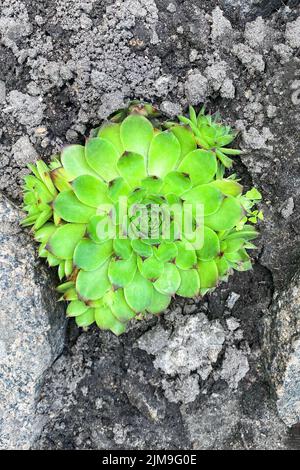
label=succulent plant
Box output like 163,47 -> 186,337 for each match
22,103 -> 262,335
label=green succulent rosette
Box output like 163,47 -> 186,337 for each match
21,103 -> 262,335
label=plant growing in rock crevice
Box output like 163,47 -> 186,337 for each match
22,103 -> 262,335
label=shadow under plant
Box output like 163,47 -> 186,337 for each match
0,0 -> 300,450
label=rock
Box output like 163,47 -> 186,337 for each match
233,43 -> 265,73
226,292 -> 240,310
123,375 -> 166,422
137,313 -> 225,379
4,91 -> 45,128
0,194 -> 66,449
285,17 -> 300,49
205,61 -> 228,92
219,346 -> 250,389
242,126 -> 273,150
182,390 -> 241,449
12,136 -> 38,165
160,100 -> 182,117
185,72 -> 209,105
162,374 -> 200,404
211,6 -> 233,41
280,197 -> 294,219
264,271 -> 300,427
0,81 -> 6,104
244,16 -> 266,49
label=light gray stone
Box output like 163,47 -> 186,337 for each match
233,43 -> 265,73
264,271 -> 300,427
211,6 -> 232,41
185,72 -> 208,105
12,136 -> 38,165
286,17 -> 300,49
0,81 -> 6,104
4,91 -> 45,128
0,194 -> 66,449
137,313 -> 225,379
219,347 -> 250,389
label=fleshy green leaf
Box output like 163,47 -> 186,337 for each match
113,238 -> 133,260
148,131 -> 181,178
50,167 -> 72,192
34,223 -> 56,243
182,184 -> 223,216
95,305 -> 126,335
120,114 -> 154,158
161,171 -> 192,197
224,238 -> 244,253
33,208 -> 53,230
72,175 -> 111,208
54,190 -> 96,223
215,256 -> 230,277
147,290 -> 171,314
124,271 -> 153,312
197,260 -> 218,288
196,226 -> 220,261
141,176 -> 163,194
67,300 -> 89,317
108,177 -> 130,203
204,196 -> 243,231
74,239 -> 112,271
86,138 -> 120,181
170,125 -> 197,161
138,255 -> 164,280
76,259 -> 110,300
154,263 -> 181,295
210,179 -> 243,197
155,241 -> 178,263
108,253 -> 137,287
175,240 -> 197,270
178,149 -> 217,185
177,269 -> 200,297
75,309 -> 95,327
98,122 -> 124,155
224,225 -> 258,241
117,152 -> 146,189
61,145 -> 98,179
47,224 -> 86,260
87,214 -> 114,243
109,289 -> 136,322
56,281 -> 75,293
131,239 -> 153,258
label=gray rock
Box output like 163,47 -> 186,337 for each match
211,6 -> 233,41
244,17 -> 266,49
185,72 -> 209,105
205,61 -> 228,92
12,136 -> 38,165
0,81 -> 6,104
162,374 -> 200,404
286,17 -> 300,49
219,346 -> 250,389
280,197 -> 294,219
233,43 -> 265,73
226,292 -> 240,310
0,194 -> 66,449
264,271 -> 300,427
4,91 -> 45,128
137,313 -> 225,379
160,101 -> 182,117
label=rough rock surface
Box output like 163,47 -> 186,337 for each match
0,194 -> 66,450
0,0 -> 300,450
264,272 -> 300,427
